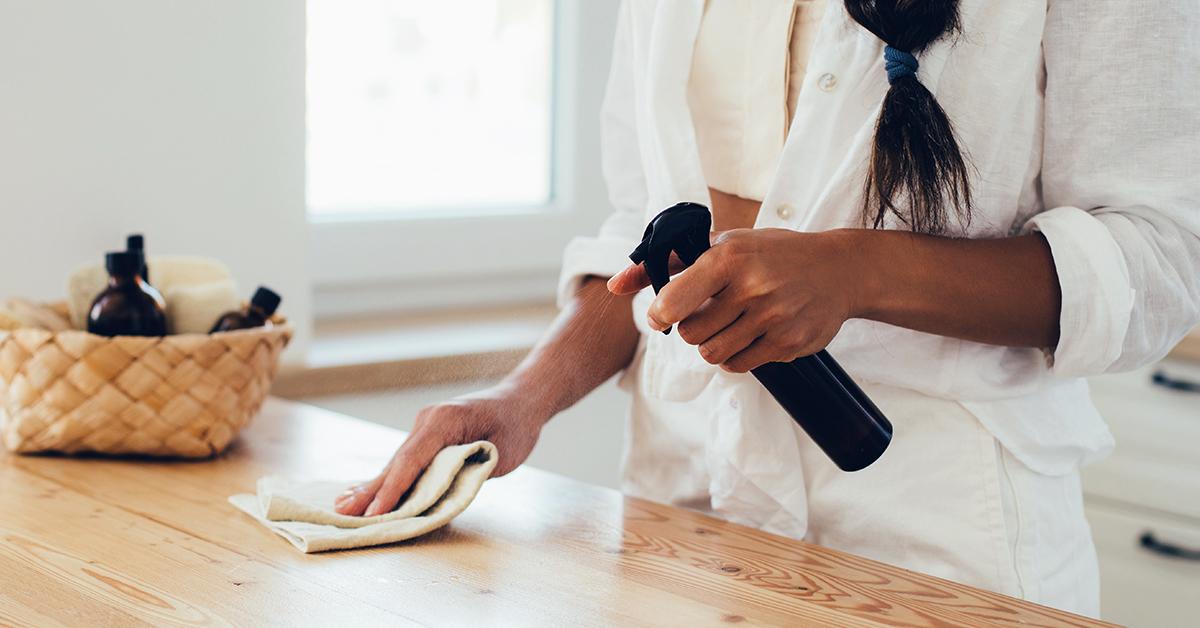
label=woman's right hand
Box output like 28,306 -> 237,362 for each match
334,385 -> 548,516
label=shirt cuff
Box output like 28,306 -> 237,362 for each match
1024,206 -> 1136,377
556,236 -> 639,307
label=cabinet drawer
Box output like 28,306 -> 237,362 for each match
1086,499 -> 1200,628
1085,361 -> 1200,519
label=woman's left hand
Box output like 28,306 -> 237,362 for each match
608,228 -> 866,372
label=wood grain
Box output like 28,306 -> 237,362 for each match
0,399 -> 1115,627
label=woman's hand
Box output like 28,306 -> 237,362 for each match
334,386 -> 548,516
337,276 -> 641,517
608,228 -> 865,372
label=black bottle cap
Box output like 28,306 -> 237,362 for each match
126,234 -> 144,252
105,251 -> 141,276
250,286 -> 282,316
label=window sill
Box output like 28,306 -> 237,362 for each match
272,303 -> 556,398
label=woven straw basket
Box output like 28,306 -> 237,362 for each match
0,309 -> 292,458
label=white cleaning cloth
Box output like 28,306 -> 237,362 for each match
229,441 -> 498,553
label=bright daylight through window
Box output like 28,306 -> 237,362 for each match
307,0 -> 555,217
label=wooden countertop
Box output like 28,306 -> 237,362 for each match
0,400 -> 1112,627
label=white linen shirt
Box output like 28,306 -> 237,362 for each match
559,0 -> 1200,484
687,0 -> 826,201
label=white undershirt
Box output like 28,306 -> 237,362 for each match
687,0 -> 827,202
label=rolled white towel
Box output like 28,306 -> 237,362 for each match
164,279 -> 240,334
66,264 -> 108,330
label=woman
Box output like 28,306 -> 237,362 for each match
337,0 -> 1199,616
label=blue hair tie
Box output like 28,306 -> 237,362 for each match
883,46 -> 918,84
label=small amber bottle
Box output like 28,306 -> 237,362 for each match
210,287 -> 281,333
87,251 -> 168,337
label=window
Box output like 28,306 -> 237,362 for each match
307,0 -> 555,217
306,2 -> 617,318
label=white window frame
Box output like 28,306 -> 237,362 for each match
309,1 -> 617,319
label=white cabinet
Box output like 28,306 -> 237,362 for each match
1086,500 -> 1200,628
1085,360 -> 1200,627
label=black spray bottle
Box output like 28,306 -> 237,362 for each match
630,202 -> 892,471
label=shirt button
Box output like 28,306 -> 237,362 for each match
776,204 -> 794,221
817,72 -> 838,92
728,398 -> 739,410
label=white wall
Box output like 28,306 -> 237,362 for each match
0,0 -> 311,360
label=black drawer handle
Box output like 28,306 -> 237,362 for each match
1139,531 -> 1200,561
1151,370 -> 1200,393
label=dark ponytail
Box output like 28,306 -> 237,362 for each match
844,0 -> 972,234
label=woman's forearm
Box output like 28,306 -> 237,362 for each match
497,276 -> 639,423
847,229 -> 1062,349
336,277 -> 637,517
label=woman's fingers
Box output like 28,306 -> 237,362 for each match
606,266 -> 645,295
334,475 -> 385,515
607,252 -> 687,295
648,253 -> 731,331
676,292 -> 743,347
722,335 -> 779,373
362,432 -> 446,517
697,313 -> 764,366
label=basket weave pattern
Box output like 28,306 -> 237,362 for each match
0,320 -> 291,458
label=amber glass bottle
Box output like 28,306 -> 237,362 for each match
87,251 -> 168,337
210,287 -> 281,333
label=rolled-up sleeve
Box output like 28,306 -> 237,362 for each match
1026,1 -> 1200,377
556,0 -> 648,307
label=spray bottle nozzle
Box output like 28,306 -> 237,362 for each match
629,202 -> 714,298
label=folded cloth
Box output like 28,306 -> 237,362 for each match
229,441 -> 498,553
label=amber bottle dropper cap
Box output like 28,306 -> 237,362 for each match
250,287 -> 282,317
106,250 -> 141,278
